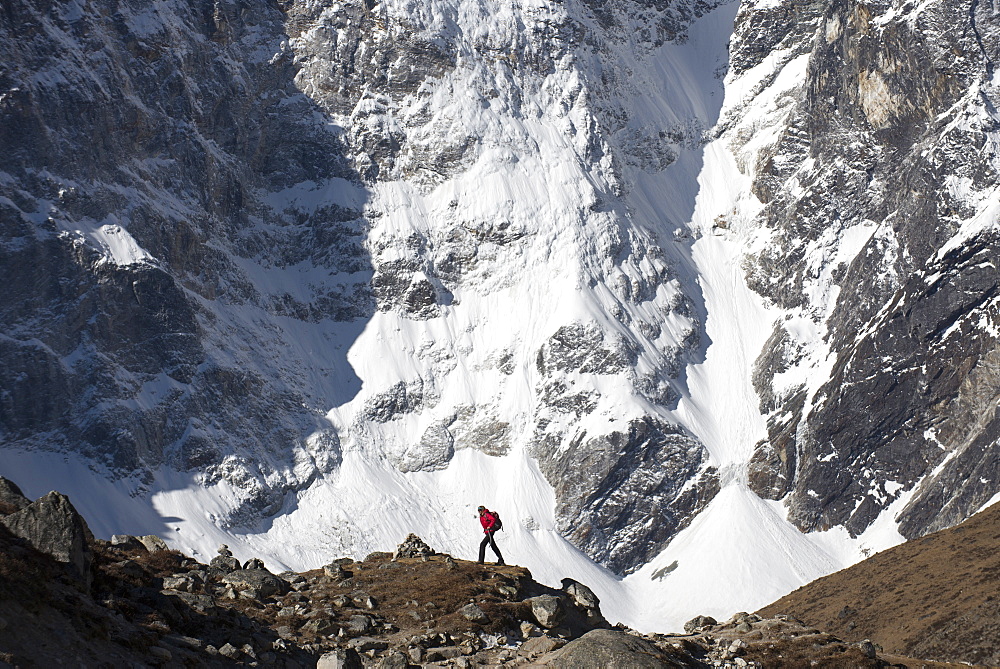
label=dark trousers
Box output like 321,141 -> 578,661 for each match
478,530 -> 504,563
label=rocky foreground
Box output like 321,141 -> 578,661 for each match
0,477 -> 951,668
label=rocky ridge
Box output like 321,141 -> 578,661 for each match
0,0 -> 374,529
0,478 -> 971,668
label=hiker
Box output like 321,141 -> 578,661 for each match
477,505 -> 505,565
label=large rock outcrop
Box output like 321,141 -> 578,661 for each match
539,629 -> 676,668
0,490 -> 94,586
733,0 -> 1000,540
0,476 -> 30,512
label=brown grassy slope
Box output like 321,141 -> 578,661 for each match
757,500 -> 1000,667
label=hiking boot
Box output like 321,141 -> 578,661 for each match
496,560 -> 505,566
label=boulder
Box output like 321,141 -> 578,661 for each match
561,578 -> 599,609
346,614 -> 375,634
528,594 -> 566,629
724,638 -> 747,659
496,583 -> 519,599
324,563 -> 346,579
684,615 -> 717,633
0,491 -> 93,586
459,603 -> 489,623
425,647 -> 462,661
243,557 -> 266,570
317,648 -> 363,669
0,478 -> 30,513
561,578 -> 605,625
279,571 -> 307,587
521,621 -> 542,638
222,569 -> 290,599
302,618 -> 338,636
858,639 -> 878,659
210,555 -> 240,573
540,629 -> 674,668
351,591 -> 377,609
140,535 -> 169,552
111,534 -> 147,551
521,635 -> 565,655
376,651 -> 410,669
218,643 -> 241,659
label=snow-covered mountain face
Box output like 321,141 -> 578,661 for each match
734,0 -> 1000,540
2,0 -> 999,631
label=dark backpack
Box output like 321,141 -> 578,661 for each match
492,511 -> 503,531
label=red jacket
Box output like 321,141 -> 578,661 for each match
479,509 -> 498,533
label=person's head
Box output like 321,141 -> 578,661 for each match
478,505 -> 486,514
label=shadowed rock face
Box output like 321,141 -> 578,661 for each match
0,0 -> 371,523
741,0 -> 1000,540
0,490 -> 94,587
0,476 -> 30,512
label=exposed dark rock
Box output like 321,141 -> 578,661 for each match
0,477 -> 30,513
0,491 -> 93,587
0,0 -> 360,524
536,322 -> 635,376
739,0 -> 1000,542
532,416 -> 719,574
364,381 -> 424,424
